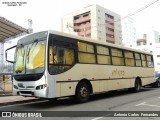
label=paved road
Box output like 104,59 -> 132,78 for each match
1,87 -> 160,120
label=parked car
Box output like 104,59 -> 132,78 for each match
151,72 -> 160,87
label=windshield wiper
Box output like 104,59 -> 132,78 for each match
15,44 -> 25,73
27,39 -> 38,63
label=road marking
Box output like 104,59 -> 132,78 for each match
136,102 -> 160,108
135,102 -> 146,106
143,103 -> 160,108
91,117 -> 103,120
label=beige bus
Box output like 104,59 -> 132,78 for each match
6,30 -> 155,103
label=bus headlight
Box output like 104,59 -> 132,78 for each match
13,85 -> 18,89
36,84 -> 47,90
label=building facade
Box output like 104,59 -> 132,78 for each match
135,30 -> 160,72
62,4 -> 122,45
122,17 -> 136,47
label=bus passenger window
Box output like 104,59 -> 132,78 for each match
78,42 -> 96,64
48,40 -> 75,75
96,46 -> 111,64
141,54 -> 147,67
146,55 -> 153,67
111,48 -> 124,65
135,53 -> 141,67
124,51 -> 134,66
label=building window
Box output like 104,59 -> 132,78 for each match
106,33 -> 114,38
105,14 -> 114,19
157,63 -> 160,65
106,40 -> 114,43
85,33 -> 91,37
105,20 -> 114,25
106,27 -> 114,32
157,55 -> 160,57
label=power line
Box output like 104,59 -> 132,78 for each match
103,0 -> 160,24
122,0 -> 159,20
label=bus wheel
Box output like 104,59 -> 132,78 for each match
156,81 -> 160,88
134,79 -> 141,92
76,82 -> 90,103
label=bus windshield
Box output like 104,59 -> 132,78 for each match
14,40 -> 46,75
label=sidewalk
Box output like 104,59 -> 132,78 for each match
0,94 -> 43,106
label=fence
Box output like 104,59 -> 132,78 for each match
0,61 -> 13,74
0,61 -> 13,95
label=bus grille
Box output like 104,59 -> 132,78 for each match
19,91 -> 34,95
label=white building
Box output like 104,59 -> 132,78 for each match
62,4 -> 122,45
122,17 -> 136,47
135,30 -> 160,71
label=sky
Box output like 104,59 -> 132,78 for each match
1,0 -> 160,48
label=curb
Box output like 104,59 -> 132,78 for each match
0,94 -> 13,97
0,98 -> 47,107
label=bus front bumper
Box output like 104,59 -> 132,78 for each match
13,87 -> 48,98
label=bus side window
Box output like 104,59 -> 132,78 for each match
111,48 -> 124,65
78,42 -> 96,64
49,46 -> 53,64
146,55 -> 153,67
96,46 -> 111,64
124,51 -> 134,66
141,54 -> 147,67
135,53 -> 141,67
48,38 -> 76,74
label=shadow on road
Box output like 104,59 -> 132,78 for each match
20,87 -> 159,110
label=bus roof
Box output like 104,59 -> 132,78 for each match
48,30 -> 152,56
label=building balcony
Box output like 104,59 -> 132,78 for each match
74,26 -> 80,30
74,23 -> 91,29
78,30 -> 91,36
106,30 -> 114,35
85,30 -> 91,35
84,23 -> 91,28
106,36 -> 115,41
74,23 -> 91,32
105,24 -> 114,29
105,17 -> 114,22
74,16 -> 91,23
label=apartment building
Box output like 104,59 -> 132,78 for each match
122,17 -> 136,47
135,31 -> 160,71
62,4 -> 122,45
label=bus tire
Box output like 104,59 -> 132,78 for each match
155,81 -> 160,88
134,78 -> 141,92
76,82 -> 90,103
